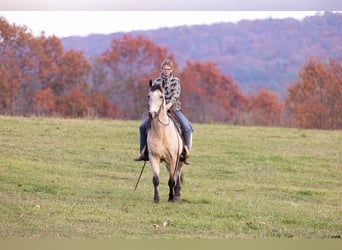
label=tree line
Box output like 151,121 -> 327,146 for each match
1,17 -> 341,129
62,12 -> 342,98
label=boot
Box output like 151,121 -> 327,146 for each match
134,146 -> 149,161
180,145 -> 191,165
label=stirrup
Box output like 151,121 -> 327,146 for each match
134,155 -> 149,161
180,150 -> 191,165
134,146 -> 149,161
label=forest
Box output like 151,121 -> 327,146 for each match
62,11 -> 342,97
0,14 -> 341,129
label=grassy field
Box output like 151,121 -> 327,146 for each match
0,116 -> 341,239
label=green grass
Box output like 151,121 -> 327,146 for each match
0,116 -> 341,239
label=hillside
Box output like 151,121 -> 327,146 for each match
0,116 -> 341,238
61,12 -> 342,97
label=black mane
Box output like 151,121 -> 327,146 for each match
150,83 -> 163,93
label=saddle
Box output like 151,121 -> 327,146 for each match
144,113 -> 190,164
146,112 -> 185,149
168,112 -> 183,138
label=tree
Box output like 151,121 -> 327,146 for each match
32,35 -> 94,117
98,34 -> 172,119
286,57 -> 342,129
1,17 -> 115,118
178,61 -> 246,123
245,89 -> 284,126
0,17 -> 36,114
62,84 -> 89,117
88,91 -> 117,118
325,59 -> 342,129
33,87 -> 56,116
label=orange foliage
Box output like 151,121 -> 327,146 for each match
1,16 -> 341,128
179,61 -> 246,123
33,88 -> 56,116
61,85 -> 88,117
245,89 -> 284,126
88,92 -> 117,118
0,17 -> 36,114
99,34 -> 172,119
286,58 -> 342,129
1,17 -> 113,118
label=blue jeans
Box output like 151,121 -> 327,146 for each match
138,110 -> 193,152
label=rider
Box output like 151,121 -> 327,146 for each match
134,58 -> 193,164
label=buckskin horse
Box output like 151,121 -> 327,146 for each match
147,80 -> 189,203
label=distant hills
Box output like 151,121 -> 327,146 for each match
62,11 -> 342,97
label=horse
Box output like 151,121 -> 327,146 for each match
147,79 -> 187,203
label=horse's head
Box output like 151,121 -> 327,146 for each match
148,80 -> 165,119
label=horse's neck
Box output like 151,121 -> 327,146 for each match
159,107 -> 169,123
151,107 -> 169,132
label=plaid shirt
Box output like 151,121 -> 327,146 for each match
152,74 -> 181,112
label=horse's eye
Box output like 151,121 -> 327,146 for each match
160,96 -> 163,99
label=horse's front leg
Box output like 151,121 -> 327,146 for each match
150,158 -> 160,203
168,175 -> 175,202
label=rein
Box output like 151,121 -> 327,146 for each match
155,96 -> 170,126
158,116 -> 170,126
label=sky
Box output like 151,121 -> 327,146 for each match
0,11 -> 324,38
1,0 -> 340,37
0,0 -> 340,11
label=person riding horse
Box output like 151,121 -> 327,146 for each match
134,59 -> 193,165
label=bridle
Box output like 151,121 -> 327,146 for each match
150,90 -> 170,126
157,101 -> 171,126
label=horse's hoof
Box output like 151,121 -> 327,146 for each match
174,195 -> 181,202
154,198 -> 160,203
168,196 -> 181,203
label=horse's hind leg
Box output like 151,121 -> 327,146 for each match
168,177 -> 175,202
174,176 -> 181,200
173,171 -> 182,202
168,170 -> 182,202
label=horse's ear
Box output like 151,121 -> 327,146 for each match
149,79 -> 153,88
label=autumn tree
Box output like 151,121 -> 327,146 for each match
1,17 -> 111,118
98,34 -> 172,119
33,88 -> 56,115
29,34 -> 91,117
178,61 -> 246,123
0,17 -> 37,115
87,91 -> 117,118
243,89 -> 284,126
31,34 -> 116,118
286,57 -> 342,129
87,57 -> 117,118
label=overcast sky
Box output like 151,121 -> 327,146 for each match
0,0 -> 340,10
1,0 -> 340,37
0,11 -> 325,38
